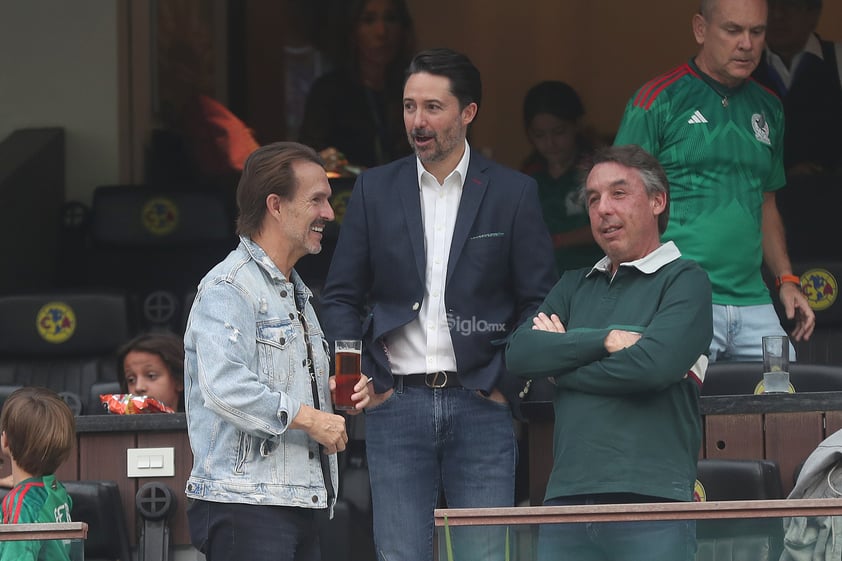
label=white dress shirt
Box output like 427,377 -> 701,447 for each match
386,142 -> 471,375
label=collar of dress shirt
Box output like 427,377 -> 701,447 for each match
415,140 -> 471,189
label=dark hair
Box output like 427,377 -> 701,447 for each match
117,332 -> 184,392
345,0 -> 414,74
406,48 -> 482,111
235,142 -> 324,237
585,144 -> 671,234
523,81 -> 585,129
0,387 -> 75,477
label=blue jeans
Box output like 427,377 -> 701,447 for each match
365,383 -> 517,561
710,304 -> 796,362
538,495 -> 697,561
187,499 -> 321,561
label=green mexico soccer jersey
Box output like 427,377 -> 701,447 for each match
0,475 -> 73,561
614,59 -> 786,306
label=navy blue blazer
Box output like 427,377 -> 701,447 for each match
320,151 -> 557,410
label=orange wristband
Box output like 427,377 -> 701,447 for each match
775,274 -> 801,289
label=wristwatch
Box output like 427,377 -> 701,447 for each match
775,274 -> 801,289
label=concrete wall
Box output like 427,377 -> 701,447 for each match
0,0 -> 121,204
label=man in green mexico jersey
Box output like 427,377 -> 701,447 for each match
615,0 -> 815,361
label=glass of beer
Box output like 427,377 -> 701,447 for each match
334,340 -> 362,411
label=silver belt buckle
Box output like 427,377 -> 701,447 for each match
425,371 -> 448,389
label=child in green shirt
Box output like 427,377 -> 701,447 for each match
0,387 -> 76,561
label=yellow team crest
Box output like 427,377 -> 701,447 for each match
753,379 -> 796,395
141,197 -> 179,236
693,480 -> 706,502
800,269 -> 837,312
36,302 -> 76,344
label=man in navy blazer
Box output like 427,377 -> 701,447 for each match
320,48 -> 556,561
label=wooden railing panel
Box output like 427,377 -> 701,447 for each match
825,411 -> 842,436
54,439 -> 78,483
77,432 -> 137,541
765,412 -> 824,495
704,414 -> 764,459
527,423 -> 553,506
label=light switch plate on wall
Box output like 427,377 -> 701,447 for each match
127,447 -> 175,477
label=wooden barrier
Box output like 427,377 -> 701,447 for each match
435,499 -> 842,561
0,391 -> 836,549
0,522 -> 88,541
435,498 -> 842,526
524,392 -> 842,505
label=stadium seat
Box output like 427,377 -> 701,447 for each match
86,185 -> 235,333
0,291 -> 131,414
695,459 -> 785,561
702,362 -> 842,395
63,480 -> 133,561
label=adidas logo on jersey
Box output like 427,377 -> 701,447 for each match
688,110 -> 708,124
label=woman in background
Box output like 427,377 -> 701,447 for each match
299,0 -> 415,170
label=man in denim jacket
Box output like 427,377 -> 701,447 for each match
183,142 -> 370,561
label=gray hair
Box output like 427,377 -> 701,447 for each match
582,144 -> 671,234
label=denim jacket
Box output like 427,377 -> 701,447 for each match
184,236 -> 337,512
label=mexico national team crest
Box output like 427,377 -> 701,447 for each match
141,197 -> 179,236
751,113 -> 771,146
36,302 -> 76,344
801,269 -> 838,311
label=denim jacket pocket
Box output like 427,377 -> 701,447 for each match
256,318 -> 303,391
257,319 -> 300,349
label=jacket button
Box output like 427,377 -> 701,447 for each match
289,313 -> 295,320
302,359 -> 308,367
412,302 -> 420,311
312,495 -> 318,503
279,337 -> 286,345
280,290 -> 288,298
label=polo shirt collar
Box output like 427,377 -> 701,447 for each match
587,241 -> 682,277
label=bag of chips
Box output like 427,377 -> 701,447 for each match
100,393 -> 175,414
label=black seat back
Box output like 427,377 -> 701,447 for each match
702,362 -> 842,395
0,291 -> 130,414
695,459 -> 785,561
63,480 -> 133,561
87,184 -> 234,333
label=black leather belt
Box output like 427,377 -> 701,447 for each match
398,371 -> 461,389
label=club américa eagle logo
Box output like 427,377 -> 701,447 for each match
141,197 -> 179,236
36,302 -> 76,344
801,268 -> 837,312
